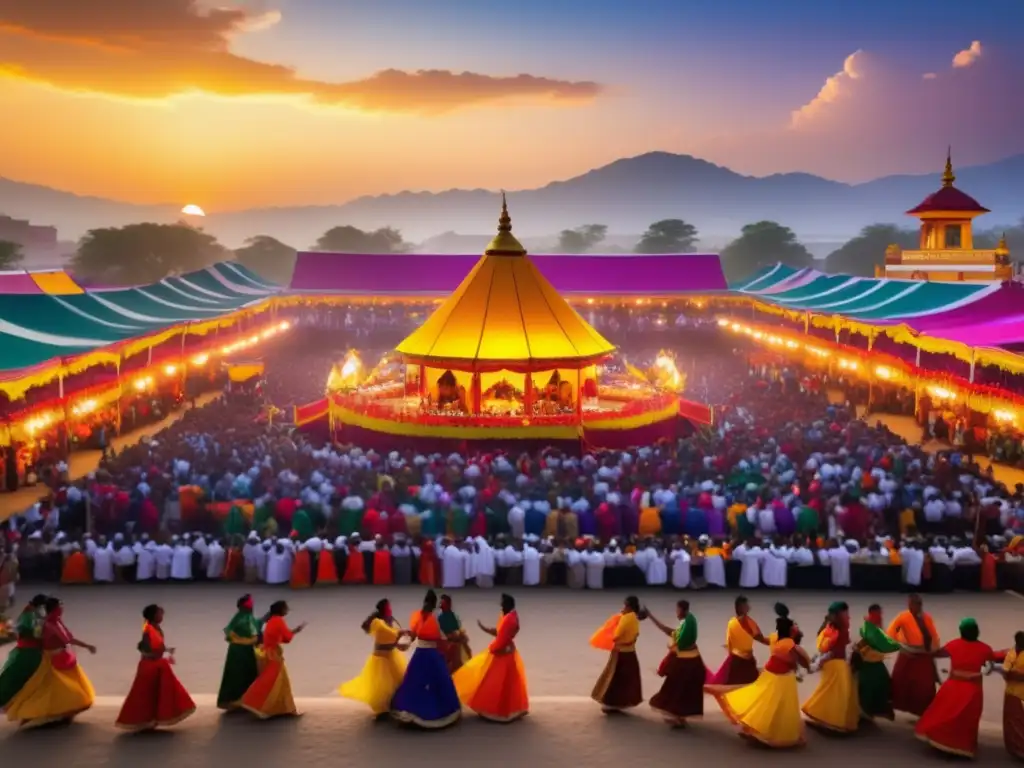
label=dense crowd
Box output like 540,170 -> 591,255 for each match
2,329 -> 1022,610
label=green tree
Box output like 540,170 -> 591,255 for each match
555,224 -> 608,253
721,221 -> 813,281
0,240 -> 23,270
312,225 -> 409,253
634,219 -> 699,254
825,224 -> 919,276
72,223 -> 229,285
234,235 -> 297,285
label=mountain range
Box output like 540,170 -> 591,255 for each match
2,152 -> 1023,250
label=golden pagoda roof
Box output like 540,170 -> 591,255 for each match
395,195 -> 615,368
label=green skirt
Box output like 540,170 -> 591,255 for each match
857,660 -> 894,720
0,646 -> 43,709
217,643 -> 259,710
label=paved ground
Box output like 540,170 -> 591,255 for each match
2,585 -> 1020,764
0,392 -> 222,523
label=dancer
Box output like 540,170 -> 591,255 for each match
453,593 -> 529,723
852,604 -> 901,721
390,589 -> 462,728
439,594 -> 472,674
590,595 -> 645,713
648,599 -> 705,727
115,604 -> 196,731
802,601 -> 859,734
0,594 -> 46,710
707,595 -> 767,687
217,594 -> 261,710
240,600 -> 305,719
887,593 -> 940,717
914,617 -> 999,758
999,631 -> 1024,760
4,596 -> 97,728
339,598 -> 409,717
708,603 -> 810,748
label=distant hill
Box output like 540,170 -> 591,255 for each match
2,151 -> 1022,249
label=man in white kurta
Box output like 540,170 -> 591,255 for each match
474,538 -> 495,588
828,541 -> 851,587
584,545 -> 605,589
266,542 -> 292,585
136,541 -> 157,581
243,533 -> 261,583
206,539 -> 226,580
645,547 -> 668,586
670,545 -> 691,589
92,539 -> 115,583
734,542 -> 762,589
566,544 -> 586,589
522,542 -> 541,586
762,544 -> 788,587
442,541 -> 466,589
256,541 -> 271,582
113,539 -> 136,582
703,544 -> 726,587
154,541 -> 173,580
171,537 -> 194,581
900,542 -> 925,587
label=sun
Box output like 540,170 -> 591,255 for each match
181,204 -> 206,217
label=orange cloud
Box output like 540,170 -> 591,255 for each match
789,51 -> 866,128
0,0 -> 602,113
952,40 -> 983,68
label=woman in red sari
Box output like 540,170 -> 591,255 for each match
115,604 -> 196,731
914,617 -> 999,758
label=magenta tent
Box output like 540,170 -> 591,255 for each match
287,252 -> 728,297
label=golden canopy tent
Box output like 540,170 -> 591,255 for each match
227,361 -> 264,383
395,195 -> 615,419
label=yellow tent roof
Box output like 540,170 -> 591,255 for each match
396,196 -> 615,367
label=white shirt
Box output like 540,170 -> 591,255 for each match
828,546 -> 851,587
670,549 -> 691,588
206,541 -> 226,579
523,545 -> 541,586
92,545 -> 115,583
952,546 -> 981,566
442,545 -> 467,589
154,544 -> 173,579
646,551 -> 668,585
136,543 -> 157,581
171,544 -> 193,580
900,546 -> 924,586
735,544 -> 762,589
584,550 -> 605,589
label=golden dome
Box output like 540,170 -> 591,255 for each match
483,192 -> 527,256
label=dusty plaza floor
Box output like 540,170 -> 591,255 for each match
2,584 -> 1022,765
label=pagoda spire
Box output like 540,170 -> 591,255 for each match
498,190 -> 512,232
942,146 -> 956,187
484,190 -> 526,256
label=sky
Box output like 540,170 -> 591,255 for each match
1,0 -> 1023,211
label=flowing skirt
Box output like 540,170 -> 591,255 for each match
4,652 -> 95,728
801,658 -> 859,733
390,647 -> 461,729
241,653 -> 297,719
339,650 -> 408,716
1003,693 -> 1024,760
706,654 -> 759,689
0,647 -> 42,709
217,643 -> 259,710
453,650 -> 529,723
709,671 -> 805,748
115,658 -> 196,731
856,660 -> 894,720
650,653 -> 705,720
915,679 -> 983,758
890,651 -> 936,716
591,650 -> 643,710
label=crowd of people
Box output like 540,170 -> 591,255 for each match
1,586 -> 1022,760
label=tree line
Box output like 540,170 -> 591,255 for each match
1,216 -> 1018,286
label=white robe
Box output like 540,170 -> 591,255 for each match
171,544 -> 193,580
900,546 -> 925,586
114,544 -> 136,569
703,552 -> 726,587
92,545 -> 115,583
670,550 -> 691,588
522,546 -> 541,586
828,547 -> 851,587
154,545 -> 173,580
136,544 -> 156,581
762,548 -> 788,587
464,546 -> 477,582
206,542 -> 226,579
645,552 -> 668,586
255,547 -> 270,581
442,546 -> 466,589
584,551 -> 605,589
474,540 -> 495,587
266,550 -> 292,585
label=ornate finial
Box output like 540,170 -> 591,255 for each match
483,190 -> 526,256
942,146 -> 955,187
996,232 -> 1009,254
498,190 -> 511,233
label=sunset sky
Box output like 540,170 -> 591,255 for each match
2,0 -> 1023,211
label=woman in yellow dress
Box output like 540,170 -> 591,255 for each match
707,603 -> 810,748
801,601 -> 860,734
339,599 -> 410,717
590,595 -> 645,713
5,597 -> 98,729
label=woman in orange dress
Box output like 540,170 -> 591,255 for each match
590,595 -> 645,713
914,617 -> 1000,758
887,593 -> 940,717
453,593 -> 529,723
60,544 -> 90,585
240,600 -> 306,719
115,604 -> 196,731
